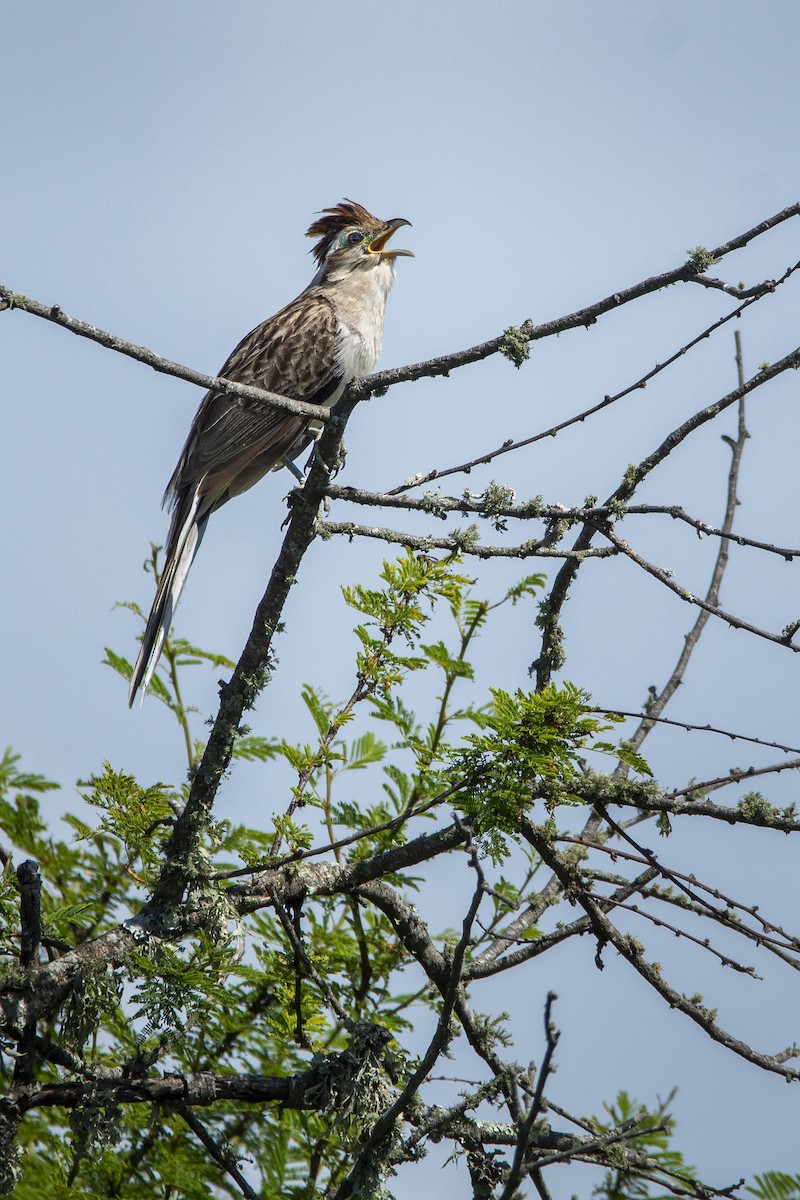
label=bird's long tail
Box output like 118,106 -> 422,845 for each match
128,492 -> 209,706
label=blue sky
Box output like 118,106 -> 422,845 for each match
3,2 -> 800,1192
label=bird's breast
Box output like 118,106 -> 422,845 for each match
332,261 -> 396,383
335,320 -> 381,382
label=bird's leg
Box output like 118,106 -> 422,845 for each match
280,454 -> 305,483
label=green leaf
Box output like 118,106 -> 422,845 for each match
421,640 -> 475,680
452,683 -> 623,859
0,747 -> 60,799
81,765 -> 176,864
301,684 -> 335,736
594,739 -> 653,777
747,1172 -> 800,1200
232,734 -> 281,762
345,732 -> 387,770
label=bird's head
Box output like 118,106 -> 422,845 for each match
307,200 -> 413,280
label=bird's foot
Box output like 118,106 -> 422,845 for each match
312,438 -> 347,478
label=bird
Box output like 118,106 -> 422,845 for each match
128,199 -> 413,706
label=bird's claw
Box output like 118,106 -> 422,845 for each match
314,439 -> 347,478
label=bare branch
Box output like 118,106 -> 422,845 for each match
521,822 -> 800,1083
602,784 -> 800,830
0,286 -> 332,423
598,522 -> 800,653
535,342 -> 800,688
470,866 -> 661,979
497,993 -> 559,1200
591,709 -> 800,756
592,874 -> 800,973
330,840 -> 486,1200
669,756 -> 800,799
384,257 -> 800,495
353,200 -> 800,401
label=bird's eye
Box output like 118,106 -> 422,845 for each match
347,231 -> 363,246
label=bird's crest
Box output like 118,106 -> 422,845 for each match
306,199 -> 382,266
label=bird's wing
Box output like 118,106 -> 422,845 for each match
165,291 -> 341,507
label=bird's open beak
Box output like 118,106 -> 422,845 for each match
369,217 -> 414,258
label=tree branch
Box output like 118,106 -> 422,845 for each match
324,487 -> 800,562
320,519 -> 615,560
522,822 -> 800,1083
177,1105 -> 259,1200
0,285 -> 328,421
352,200 -> 800,401
534,342 -> 800,688
383,257 -> 800,495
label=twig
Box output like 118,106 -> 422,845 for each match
591,871 -> 800,971
219,793 -> 465,884
177,1105 -> 259,1200
599,784 -> 800,832
325,487 -> 800,562
497,993 -> 560,1200
355,876 -> 524,1120
521,822 -> 800,1083
528,1116 -> 643,1170
690,273 -> 779,298
560,835 -> 800,958
269,892 -> 348,1028
591,800 -> 750,922
597,523 -> 800,653
534,341 -> 800,689
608,335 -> 751,769
610,900 -> 760,977
669,756 -> 800,798
591,709 -> 800,756
470,866 -> 661,978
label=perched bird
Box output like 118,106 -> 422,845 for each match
128,200 -> 413,706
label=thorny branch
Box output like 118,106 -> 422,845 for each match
589,709 -> 800,756
534,341 -> 800,689
598,521 -> 800,652
521,822 -> 800,1084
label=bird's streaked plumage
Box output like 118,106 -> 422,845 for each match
128,200 -> 412,706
